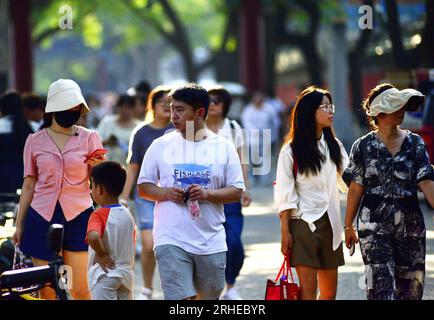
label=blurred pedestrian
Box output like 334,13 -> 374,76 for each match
22,92 -> 45,132
343,83 -> 434,300
87,161 -> 136,300
265,89 -> 285,151
96,94 -> 140,165
275,86 -> 348,300
86,93 -> 106,129
137,83 -> 244,300
241,92 -> 279,186
12,79 -> 105,300
133,80 -> 151,121
206,85 -> 251,300
119,85 -> 173,300
0,91 -> 33,204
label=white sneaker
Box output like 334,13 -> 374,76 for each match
221,287 -> 242,300
136,287 -> 153,300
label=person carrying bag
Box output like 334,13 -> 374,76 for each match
265,252 -> 299,300
274,86 -> 349,300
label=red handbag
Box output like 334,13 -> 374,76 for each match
265,254 -> 300,300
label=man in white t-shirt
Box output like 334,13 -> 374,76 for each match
137,83 -> 245,300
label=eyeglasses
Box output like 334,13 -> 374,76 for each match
319,104 -> 335,113
156,99 -> 169,105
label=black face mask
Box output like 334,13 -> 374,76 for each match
54,110 -> 81,128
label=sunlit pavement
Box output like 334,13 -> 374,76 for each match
133,186 -> 434,300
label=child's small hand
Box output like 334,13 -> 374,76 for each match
94,253 -> 115,273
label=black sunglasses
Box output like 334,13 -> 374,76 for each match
210,97 -> 222,105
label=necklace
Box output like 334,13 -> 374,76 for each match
48,126 -> 76,136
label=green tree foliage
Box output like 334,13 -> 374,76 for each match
32,0 -> 236,81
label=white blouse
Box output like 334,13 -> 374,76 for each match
274,135 -> 349,251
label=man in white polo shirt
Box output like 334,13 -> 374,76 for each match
137,83 -> 244,300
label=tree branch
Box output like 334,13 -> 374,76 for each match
156,0 -> 197,79
296,0 -> 320,38
420,0 -> 434,67
384,0 -> 412,68
157,0 -> 192,53
274,4 -> 305,46
353,0 -> 373,54
273,0 -> 322,84
121,0 -> 175,44
33,26 -> 60,45
197,6 -> 236,73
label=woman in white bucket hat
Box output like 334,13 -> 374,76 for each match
343,83 -> 434,300
12,79 -> 105,299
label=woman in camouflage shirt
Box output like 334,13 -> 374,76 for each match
343,83 -> 434,300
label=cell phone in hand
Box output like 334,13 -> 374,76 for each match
84,148 -> 108,163
183,190 -> 190,204
349,242 -> 355,256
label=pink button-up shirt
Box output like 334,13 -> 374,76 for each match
23,126 -> 103,222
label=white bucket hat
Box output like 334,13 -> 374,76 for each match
366,87 -> 425,117
45,79 -> 90,115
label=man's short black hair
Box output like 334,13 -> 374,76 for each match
22,93 -> 45,111
91,161 -> 126,197
169,83 -> 209,118
0,91 -> 22,116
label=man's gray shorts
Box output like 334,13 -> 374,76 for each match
155,244 -> 226,300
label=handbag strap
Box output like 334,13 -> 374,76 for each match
274,259 -> 286,283
274,253 -> 296,283
285,254 -> 296,283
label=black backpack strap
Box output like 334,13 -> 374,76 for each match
229,119 -> 237,142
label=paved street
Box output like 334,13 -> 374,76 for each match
133,186 -> 434,300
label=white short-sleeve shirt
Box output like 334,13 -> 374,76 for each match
137,130 -> 245,255
274,135 -> 349,251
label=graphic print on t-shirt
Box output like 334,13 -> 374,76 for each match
173,164 -> 212,190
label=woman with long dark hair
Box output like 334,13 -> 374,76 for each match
274,86 -> 348,300
343,83 -> 434,300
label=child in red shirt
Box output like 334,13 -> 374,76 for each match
86,161 -> 136,300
